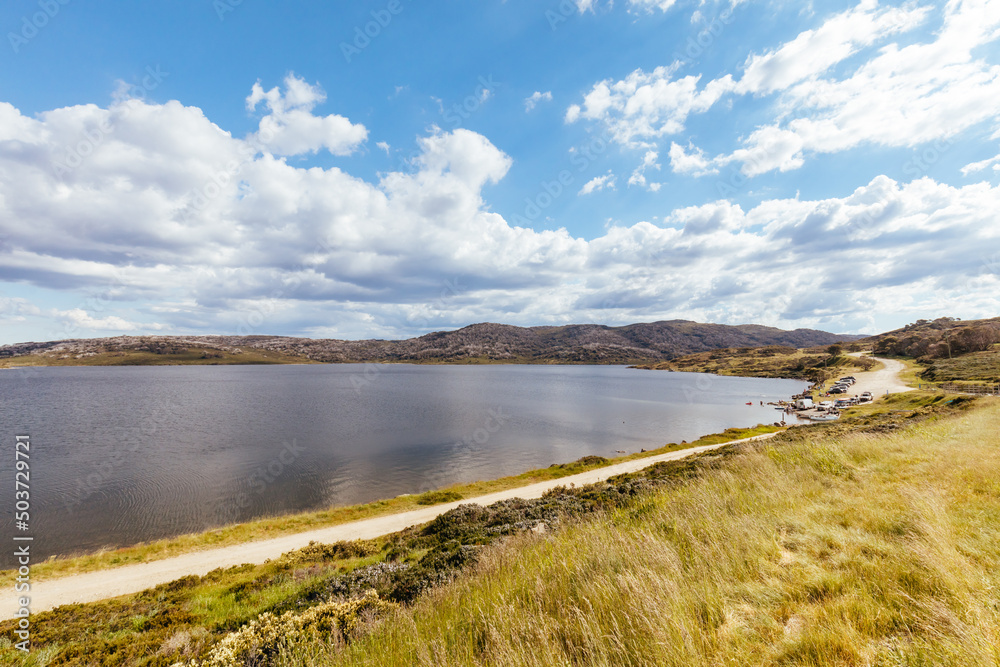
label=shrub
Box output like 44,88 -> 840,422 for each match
278,540 -> 380,567
176,591 -> 394,667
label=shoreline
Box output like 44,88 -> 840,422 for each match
0,420 -> 784,584
3,362 -> 904,582
2,428 -> 788,619
1,360 -> 901,576
0,355 -> 912,617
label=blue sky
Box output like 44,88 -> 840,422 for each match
0,0 -> 998,344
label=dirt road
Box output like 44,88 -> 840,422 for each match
4,434 -> 782,619
844,355 -> 914,398
2,356 -> 914,619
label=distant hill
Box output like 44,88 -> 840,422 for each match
858,316 -> 1000,383
859,316 -> 1000,359
0,320 -> 863,366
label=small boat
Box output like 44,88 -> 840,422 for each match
746,402 -> 753,405
806,412 -> 840,421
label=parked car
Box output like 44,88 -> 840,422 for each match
830,387 -> 846,394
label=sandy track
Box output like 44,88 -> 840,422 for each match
3,356 -> 913,619
843,356 -> 914,399
3,434 -> 780,619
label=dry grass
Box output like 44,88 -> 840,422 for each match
287,399 -> 1000,666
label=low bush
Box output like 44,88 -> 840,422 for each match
176,591 -> 394,667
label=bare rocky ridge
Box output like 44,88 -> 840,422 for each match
0,320 -> 861,365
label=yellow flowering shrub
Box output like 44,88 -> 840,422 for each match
175,590 -> 394,667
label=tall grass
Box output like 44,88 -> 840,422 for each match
286,401 -> 1000,666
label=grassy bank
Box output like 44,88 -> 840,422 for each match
287,396 -> 1000,666
0,424 -> 781,586
917,346 -> 1000,384
633,345 -> 881,381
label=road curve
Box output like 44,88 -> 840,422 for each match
846,356 -> 914,398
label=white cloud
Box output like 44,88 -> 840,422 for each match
2,90 -> 999,339
56,308 -> 163,332
718,0 -> 1000,175
629,149 -> 663,188
962,151 -> 1000,176
571,0 -> 1000,178
0,296 -> 41,322
246,73 -> 368,156
524,91 -> 554,112
667,142 -> 717,176
376,141 -> 391,156
628,0 -> 680,12
735,0 -> 931,95
565,65 -> 735,147
579,172 -> 617,195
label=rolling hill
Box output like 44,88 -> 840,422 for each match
0,320 -> 862,366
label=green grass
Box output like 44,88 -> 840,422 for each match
0,424 -> 782,587
918,346 -> 1000,383
282,397 -> 1000,666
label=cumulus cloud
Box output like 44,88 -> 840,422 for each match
629,150 -> 663,188
524,91 -> 553,112
564,65 -> 734,147
0,295 -> 41,322
246,73 -> 368,156
570,0 -> 1000,178
56,308 -> 164,332
579,172 -> 617,195
735,0 -> 931,96
962,151 -> 1000,176
1,89 -> 999,340
667,142 -> 716,176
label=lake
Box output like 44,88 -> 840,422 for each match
0,364 -> 805,566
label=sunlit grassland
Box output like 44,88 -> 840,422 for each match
291,398 -> 1000,666
919,345 -> 1000,383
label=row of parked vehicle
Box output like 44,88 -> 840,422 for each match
827,376 -> 872,404
829,376 -> 857,394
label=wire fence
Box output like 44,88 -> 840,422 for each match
941,383 -> 1000,396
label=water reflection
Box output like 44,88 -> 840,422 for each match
0,364 -> 802,566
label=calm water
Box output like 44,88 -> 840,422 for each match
0,364 -> 805,566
